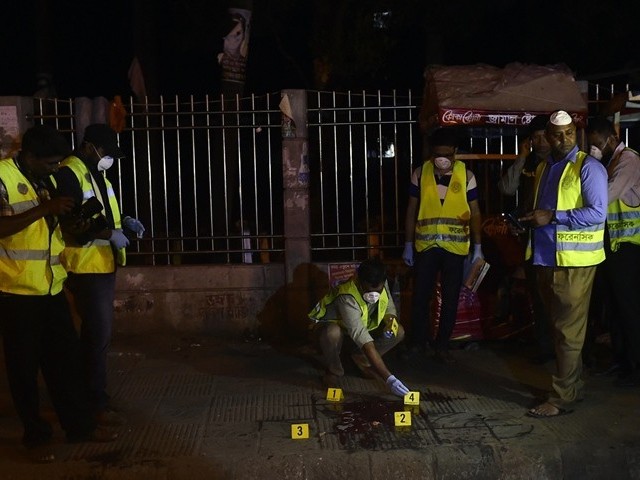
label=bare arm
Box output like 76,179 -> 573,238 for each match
361,341 -> 392,380
469,199 -> 482,244
404,196 -> 418,243
0,197 -> 75,238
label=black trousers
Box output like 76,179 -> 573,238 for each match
601,242 -> 640,366
409,247 -> 465,351
0,292 -> 96,447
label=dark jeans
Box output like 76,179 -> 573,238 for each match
409,247 -> 465,351
0,293 -> 95,447
65,272 -> 116,412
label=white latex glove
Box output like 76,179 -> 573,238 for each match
109,229 -> 130,249
471,243 -> 483,263
123,216 -> 145,238
386,374 -> 410,397
402,241 -> 414,267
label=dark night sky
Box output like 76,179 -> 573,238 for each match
1,1 -> 638,99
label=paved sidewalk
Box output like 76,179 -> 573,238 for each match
1,334 -> 639,479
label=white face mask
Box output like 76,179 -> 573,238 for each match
434,156 -> 452,171
362,291 -> 381,304
97,155 -> 114,172
589,137 -> 609,161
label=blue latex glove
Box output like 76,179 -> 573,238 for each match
109,229 -> 130,249
123,216 -> 145,238
402,241 -> 414,267
386,375 -> 410,397
471,243 -> 484,263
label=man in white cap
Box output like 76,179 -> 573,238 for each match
521,110 -> 608,418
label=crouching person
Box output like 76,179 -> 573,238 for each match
309,258 -> 410,397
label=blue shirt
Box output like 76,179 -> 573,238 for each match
532,146 -> 608,267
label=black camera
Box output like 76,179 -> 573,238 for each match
78,196 -> 104,219
77,197 -> 108,233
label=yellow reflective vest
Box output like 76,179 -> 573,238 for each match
308,279 -> 388,332
415,160 -> 471,255
59,156 -> 125,273
527,151 -> 605,266
607,148 -> 640,252
0,158 -> 67,295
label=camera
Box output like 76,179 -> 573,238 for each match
78,196 -> 104,219
77,197 -> 108,233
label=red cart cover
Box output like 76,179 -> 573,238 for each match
419,63 -> 588,132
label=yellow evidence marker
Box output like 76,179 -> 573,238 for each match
389,317 -> 399,336
394,411 -> 412,427
326,387 -> 344,402
291,423 -> 310,439
404,391 -> 420,405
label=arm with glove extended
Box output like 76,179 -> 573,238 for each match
122,215 -> 145,238
361,342 -> 410,397
402,196 -> 419,266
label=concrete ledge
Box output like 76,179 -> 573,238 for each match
114,264 -> 285,335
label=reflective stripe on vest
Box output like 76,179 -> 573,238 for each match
308,279 -> 388,332
607,202 -> 640,251
607,148 -> 640,252
415,160 -> 470,255
59,156 -> 125,272
0,159 -> 67,295
526,151 -> 605,266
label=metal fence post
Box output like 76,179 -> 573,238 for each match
281,89 -> 312,337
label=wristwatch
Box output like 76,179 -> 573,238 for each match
550,210 -> 558,225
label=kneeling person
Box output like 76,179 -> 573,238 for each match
309,258 -> 410,397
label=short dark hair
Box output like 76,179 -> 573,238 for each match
21,125 -> 70,158
526,114 -> 550,135
357,258 -> 387,285
429,128 -> 458,148
586,117 -> 616,137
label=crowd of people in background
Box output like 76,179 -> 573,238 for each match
310,109 -> 639,419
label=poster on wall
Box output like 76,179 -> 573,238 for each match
217,8 -> 252,85
328,263 -> 359,288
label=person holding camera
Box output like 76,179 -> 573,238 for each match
54,124 -> 145,427
0,125 -> 117,462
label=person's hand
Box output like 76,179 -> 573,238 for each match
402,241 -> 414,266
43,196 -> 75,216
471,243 -> 483,263
520,209 -> 554,228
123,216 -> 145,238
109,229 -> 130,249
518,137 -> 532,157
386,375 -> 410,397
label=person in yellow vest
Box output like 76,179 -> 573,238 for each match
54,124 -> 145,426
0,125 -> 117,462
309,258 -> 411,397
521,110 -> 608,418
587,117 -> 640,387
402,128 -> 484,365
